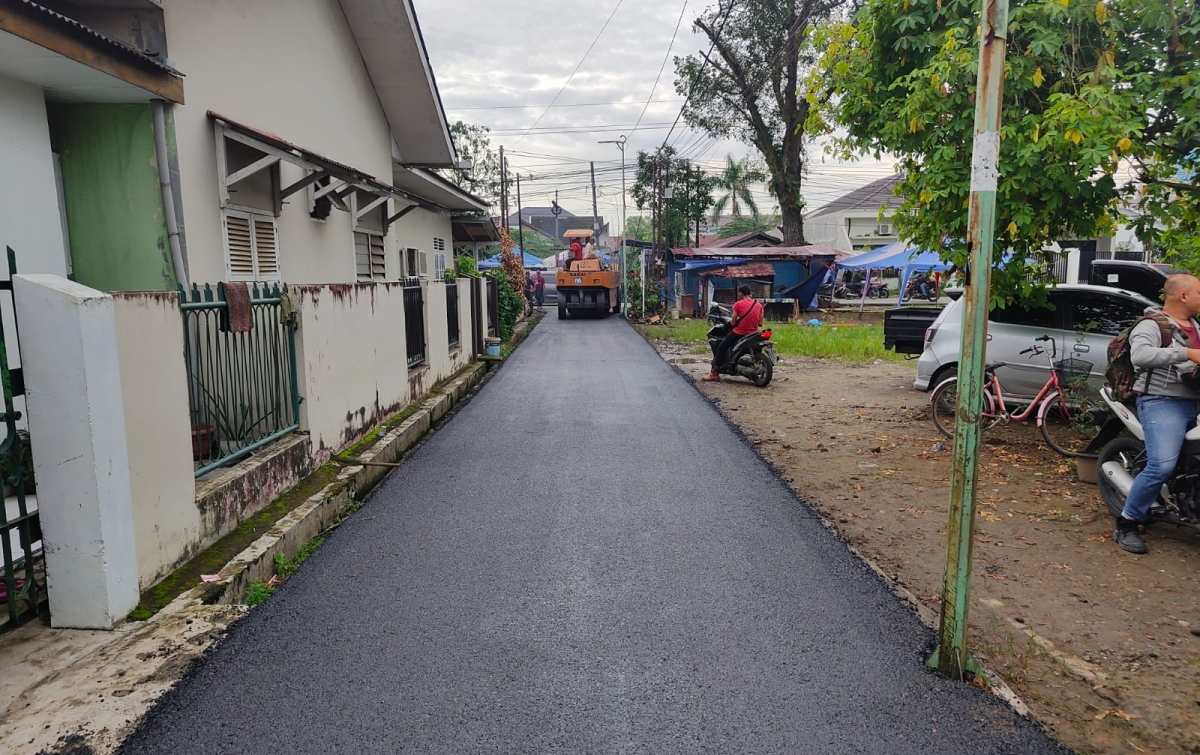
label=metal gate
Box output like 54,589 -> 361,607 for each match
404,282 -> 426,367
470,276 -> 484,356
0,247 -> 43,630
486,277 -> 498,338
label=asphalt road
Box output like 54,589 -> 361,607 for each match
119,315 -> 1064,755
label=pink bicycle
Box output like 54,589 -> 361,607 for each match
929,335 -> 1106,457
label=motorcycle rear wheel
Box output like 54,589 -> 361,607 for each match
1096,436 -> 1148,519
751,352 -> 773,387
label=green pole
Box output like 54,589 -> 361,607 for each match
930,0 -> 1009,679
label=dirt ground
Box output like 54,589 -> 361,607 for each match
654,341 -> 1200,755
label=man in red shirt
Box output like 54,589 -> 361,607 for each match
704,285 -> 764,382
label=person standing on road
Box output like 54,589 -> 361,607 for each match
533,271 -> 545,309
1115,273 -> 1200,554
703,285 -> 764,383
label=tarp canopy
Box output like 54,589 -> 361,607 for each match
835,243 -> 953,308
681,258 -> 749,272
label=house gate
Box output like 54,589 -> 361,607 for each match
0,247 -> 43,630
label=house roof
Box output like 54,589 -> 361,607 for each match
807,174 -> 904,219
339,0 -> 456,168
703,262 -> 777,280
704,231 -> 782,248
11,0 -> 183,75
509,206 -> 574,223
674,245 -> 847,260
392,166 -> 488,212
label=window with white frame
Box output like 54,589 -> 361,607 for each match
224,209 -> 280,281
403,247 -> 427,280
352,190 -> 388,281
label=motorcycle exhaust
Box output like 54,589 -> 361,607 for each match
1101,461 -> 1135,497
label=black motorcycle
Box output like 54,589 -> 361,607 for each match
706,303 -> 776,387
1096,386 -> 1200,531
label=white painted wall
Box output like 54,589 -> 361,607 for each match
0,73 -> 69,279
13,275 -> 139,629
393,207 -> 453,274
112,293 -> 199,590
164,0 -> 397,285
293,283 -> 411,458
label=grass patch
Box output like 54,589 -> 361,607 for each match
128,463 -> 342,621
636,320 -> 904,363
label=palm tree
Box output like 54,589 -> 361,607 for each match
710,155 -> 766,223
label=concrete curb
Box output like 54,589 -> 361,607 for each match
158,361 -> 488,618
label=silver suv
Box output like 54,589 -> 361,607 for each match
915,284 -> 1157,399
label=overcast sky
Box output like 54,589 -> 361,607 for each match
415,0 -> 895,222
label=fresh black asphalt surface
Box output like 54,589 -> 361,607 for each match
120,315 -> 1065,754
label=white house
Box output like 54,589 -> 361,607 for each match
0,0 -> 498,629
804,174 -> 904,254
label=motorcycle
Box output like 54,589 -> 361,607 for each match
1095,386 -> 1200,530
706,303 -> 776,387
902,277 -> 938,302
838,279 -> 890,299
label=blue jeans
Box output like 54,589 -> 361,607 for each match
1122,396 -> 1200,521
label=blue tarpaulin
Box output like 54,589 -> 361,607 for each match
837,243 -> 952,307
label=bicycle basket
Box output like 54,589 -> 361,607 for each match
1054,358 -> 1093,384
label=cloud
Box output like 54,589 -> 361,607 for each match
415,0 -> 895,218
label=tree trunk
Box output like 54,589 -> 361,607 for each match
779,184 -> 807,246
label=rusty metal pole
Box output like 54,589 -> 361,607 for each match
930,0 -> 1008,679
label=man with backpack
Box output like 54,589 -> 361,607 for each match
1111,274 -> 1200,553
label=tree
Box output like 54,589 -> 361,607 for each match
811,0 -> 1198,302
674,0 -> 846,246
710,155 -> 766,222
630,148 -> 716,248
623,216 -> 654,241
719,215 -> 778,239
442,121 -> 501,214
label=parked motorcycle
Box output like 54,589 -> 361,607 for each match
838,280 -> 890,299
1095,386 -> 1200,530
706,303 -> 776,387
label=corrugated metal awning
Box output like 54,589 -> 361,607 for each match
704,262 -> 777,280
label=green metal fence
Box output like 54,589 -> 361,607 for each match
181,282 -> 301,477
0,247 -> 43,631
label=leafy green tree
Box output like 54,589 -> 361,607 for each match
719,215 -> 778,239
710,155 -> 766,221
630,147 -> 716,247
811,0 -> 1198,302
623,216 -> 654,241
442,121 -> 501,213
674,0 -> 845,246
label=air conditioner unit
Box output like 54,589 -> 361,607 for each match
878,223 -> 893,236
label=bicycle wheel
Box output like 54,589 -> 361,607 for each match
930,377 -> 997,439
1038,388 -> 1107,457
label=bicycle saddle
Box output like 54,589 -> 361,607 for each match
986,361 -> 1007,371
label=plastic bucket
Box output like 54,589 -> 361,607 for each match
485,338 -> 501,357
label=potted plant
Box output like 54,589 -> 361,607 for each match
191,423 -> 217,461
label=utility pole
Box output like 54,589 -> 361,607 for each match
931,0 -> 1009,680
553,189 -> 561,255
590,161 -> 600,249
599,136 -> 629,315
516,173 -> 524,255
499,146 -> 508,236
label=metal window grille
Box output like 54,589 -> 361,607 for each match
0,246 -> 44,630
404,282 -> 426,367
446,280 -> 460,348
181,282 -> 302,477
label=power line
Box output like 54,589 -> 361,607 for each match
510,0 -> 626,147
631,0 -> 689,137
450,99 -> 685,111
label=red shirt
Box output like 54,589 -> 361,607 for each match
732,298 -> 764,336
1178,319 -> 1200,348
533,275 -> 545,291
570,242 -> 582,259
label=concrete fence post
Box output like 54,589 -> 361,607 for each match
14,275 -> 139,629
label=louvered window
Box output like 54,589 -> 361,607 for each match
354,232 -> 386,281
223,209 -> 281,281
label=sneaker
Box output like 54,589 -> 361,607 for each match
701,370 -> 720,382
1113,518 -> 1147,554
